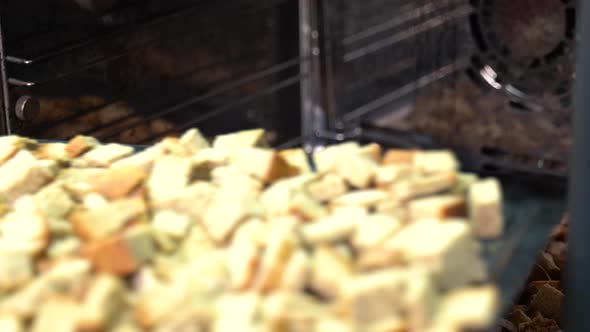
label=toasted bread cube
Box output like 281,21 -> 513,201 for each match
0,249 -> 33,292
0,150 -> 53,203
310,245 -> 354,300
152,211 -> 191,240
434,286 -> 499,330
313,142 -> 361,172
231,148 -> 298,183
316,318 -> 355,332
79,143 -> 134,167
357,247 -> 402,271
332,190 -> 388,209
213,129 -> 268,149
405,268 -> 439,331
227,236 -> 260,291
261,292 -> 324,331
66,135 -> 100,157
90,166 -> 146,200
365,317 -> 407,332
408,195 -> 466,221
413,151 -> 459,174
0,210 -> 49,255
331,154 -> 378,189
301,214 -> 358,244
79,274 -> 127,331
179,128 -> 210,153
35,142 -> 69,161
30,297 -> 82,332
280,250 -> 311,292
393,172 -> 457,201
133,285 -> 186,329
279,148 -> 311,174
340,268 -> 410,324
262,181 -> 327,221
71,197 -> 147,241
254,220 -> 297,292
211,165 -> 264,194
360,143 -> 383,163
352,215 -> 402,251
213,293 -> 262,332
147,156 -> 194,205
468,179 -> 504,239
307,174 -> 348,202
385,220 -> 483,290
155,182 -> 216,222
383,149 -> 416,165
112,146 -> 164,172
47,237 -> 81,259
0,315 -> 23,332
0,143 -> 18,166
33,183 -> 74,220
203,188 -> 264,243
451,173 -> 478,194
179,224 -> 217,261
375,165 -> 414,189
83,224 -> 155,276
233,218 -> 267,248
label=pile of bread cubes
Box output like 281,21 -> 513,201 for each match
0,128 -> 504,332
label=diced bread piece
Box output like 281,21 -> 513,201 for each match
179,223 -> 217,260
307,174 -> 348,202
331,154 -> 378,189
66,135 -> 100,157
310,245 -> 354,300
57,168 -> 107,200
357,247 -> 402,271
213,293 -> 262,332
192,148 -> 230,169
30,297 -> 82,332
384,220 -> 485,290
155,181 -> 216,222
71,197 -> 147,241
152,211 -> 191,240
375,165 -> 414,189
34,142 -> 69,161
211,165 -> 264,194
112,146 -> 164,172
133,285 -> 187,329
316,318 -> 355,332
227,235 -> 260,291
47,237 -> 81,259
0,210 -> 50,255
232,218 -> 267,248
33,183 -> 74,220
203,188 -> 264,243
405,268 -> 439,331
0,315 -> 23,332
279,148 -> 311,174
79,274 -> 127,331
383,149 -> 416,165
0,143 -> 18,166
331,190 -> 388,209
83,224 -> 155,275
352,215 -> 402,251
254,219 -> 298,292
0,150 -> 53,203
0,248 -> 33,292
261,292 -> 324,331
408,195 -> 466,221
360,143 -> 383,163
413,150 -> 459,174
231,148 -> 298,183
393,172 -> 457,201
313,142 -> 361,172
147,156 -> 194,205
262,181 -> 327,221
90,166 -> 146,200
433,286 -> 499,330
213,128 -> 268,149
78,143 -> 134,167
280,250 -> 311,291
301,214 -> 358,244
468,179 -> 504,239
340,268 -> 410,324
179,128 -> 210,153
365,317 -> 407,332
157,137 -> 190,156
451,172 -> 478,194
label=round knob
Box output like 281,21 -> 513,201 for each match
15,96 -> 40,122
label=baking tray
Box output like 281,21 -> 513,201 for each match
39,138 -> 566,328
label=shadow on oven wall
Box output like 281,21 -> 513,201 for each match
0,0 -> 302,147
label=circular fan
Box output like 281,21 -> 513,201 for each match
469,0 -> 576,110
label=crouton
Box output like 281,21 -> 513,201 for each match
0,248 -> 33,292
30,297 -> 82,332
307,174 -> 348,202
0,210 -> 50,255
66,135 -> 100,157
46,237 -> 81,259
433,286 -> 499,330
352,215 -> 402,251
383,149 -> 415,165
152,211 -> 191,240
0,150 -> 53,203
360,143 -> 383,163
0,315 -> 23,332
468,179 -> 504,239
0,143 -> 18,166
179,128 -> 210,153
83,224 -> 155,275
34,143 -> 69,161
112,146 -> 164,172
147,156 -> 194,205
301,214 -> 358,244
262,181 -> 327,221
375,165 -> 414,189
231,148 -> 298,182
227,235 -> 260,291
213,128 -> 268,149
213,293 -> 262,332
331,154 -> 378,189
79,275 -> 127,331
392,172 -> 457,201
313,142 -> 361,173
33,183 -> 74,220
451,173 -> 478,194
279,148 -> 311,174
211,165 -> 264,194
280,250 -> 311,292
90,166 -> 146,200
310,245 -> 354,300
408,195 -> 466,220
331,190 -> 388,209
413,151 -> 459,174
405,268 -> 439,331
78,143 -> 134,167
254,220 -> 298,292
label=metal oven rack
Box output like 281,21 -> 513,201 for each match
0,0 -> 304,148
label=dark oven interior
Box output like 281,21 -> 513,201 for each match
0,0 -> 302,147
317,0 -> 576,177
